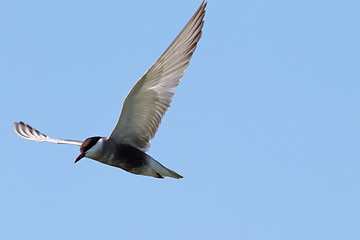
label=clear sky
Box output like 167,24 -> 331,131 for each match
1,0 -> 360,239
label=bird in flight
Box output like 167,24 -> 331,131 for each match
14,2 -> 206,179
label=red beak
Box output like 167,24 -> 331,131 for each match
75,152 -> 85,163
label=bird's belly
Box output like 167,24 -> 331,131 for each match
93,151 -> 149,174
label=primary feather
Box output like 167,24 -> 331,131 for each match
14,122 -> 83,146
109,1 -> 207,151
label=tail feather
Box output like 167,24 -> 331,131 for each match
163,167 -> 183,179
147,157 -> 183,179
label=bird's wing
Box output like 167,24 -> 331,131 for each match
109,1 -> 206,151
14,122 -> 83,146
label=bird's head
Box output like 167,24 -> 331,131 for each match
75,136 -> 102,163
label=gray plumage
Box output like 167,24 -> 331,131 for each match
109,1 -> 206,151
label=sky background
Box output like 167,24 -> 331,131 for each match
1,0 -> 360,239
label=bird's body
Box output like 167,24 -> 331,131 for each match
13,2 -> 206,179
81,137 -> 182,178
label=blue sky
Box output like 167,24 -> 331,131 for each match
1,0 -> 360,239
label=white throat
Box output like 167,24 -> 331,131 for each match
85,138 -> 106,160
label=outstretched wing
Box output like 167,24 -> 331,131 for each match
14,121 -> 83,146
109,2 -> 206,151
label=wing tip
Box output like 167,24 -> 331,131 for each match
13,121 -> 48,141
13,121 -> 26,137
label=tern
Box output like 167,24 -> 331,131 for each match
13,2 -> 206,179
